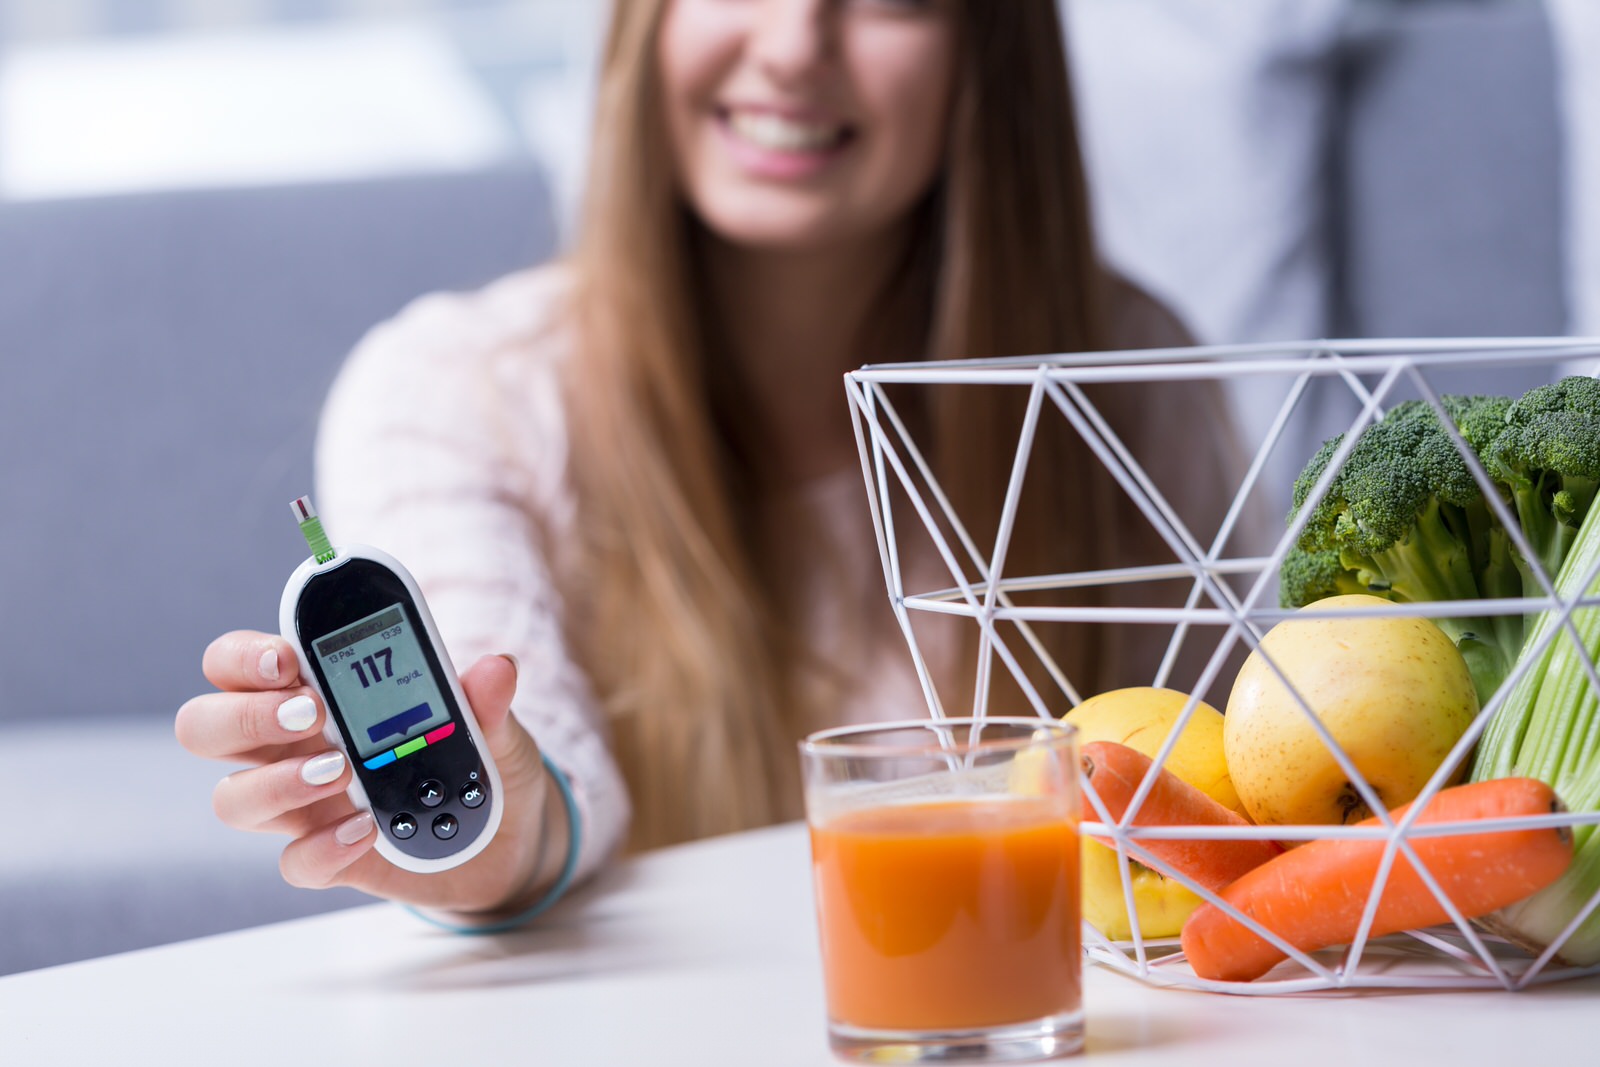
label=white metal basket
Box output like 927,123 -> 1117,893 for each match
845,338 -> 1600,993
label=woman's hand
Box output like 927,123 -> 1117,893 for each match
175,631 -> 567,922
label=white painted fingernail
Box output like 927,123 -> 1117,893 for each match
335,811 -> 375,846
301,751 -> 346,786
259,648 -> 280,683
277,695 -> 317,733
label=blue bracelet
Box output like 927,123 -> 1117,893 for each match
403,752 -> 583,935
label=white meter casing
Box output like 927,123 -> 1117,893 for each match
280,545 -> 503,874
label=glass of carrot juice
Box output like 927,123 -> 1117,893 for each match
801,718 -> 1082,1063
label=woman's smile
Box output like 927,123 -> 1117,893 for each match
715,104 -> 857,179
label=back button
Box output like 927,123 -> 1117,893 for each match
391,813 -> 419,840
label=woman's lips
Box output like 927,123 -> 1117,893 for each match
716,106 -> 855,179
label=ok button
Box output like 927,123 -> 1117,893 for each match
418,780 -> 445,808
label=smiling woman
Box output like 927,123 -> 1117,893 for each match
174,0 -> 1240,929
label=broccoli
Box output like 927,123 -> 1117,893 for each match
1278,546 -> 1366,608
1283,396 -> 1524,704
1487,376 -> 1600,596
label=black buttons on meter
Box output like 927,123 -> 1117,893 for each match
384,778 -> 485,846
382,778 -> 487,847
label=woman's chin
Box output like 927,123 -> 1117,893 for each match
691,189 -> 910,255
694,206 -> 855,252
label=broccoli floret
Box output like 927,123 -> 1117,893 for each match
1448,393 -> 1514,456
1442,393 -> 1525,604
1284,396 -> 1523,704
1488,376 -> 1600,594
1278,547 -> 1366,608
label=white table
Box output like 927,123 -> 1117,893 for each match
1,822 -> 1594,1065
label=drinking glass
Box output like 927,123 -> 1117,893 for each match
801,718 -> 1083,1063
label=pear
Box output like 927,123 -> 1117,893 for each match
1224,594 -> 1479,828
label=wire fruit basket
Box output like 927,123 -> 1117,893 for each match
845,338 -> 1600,994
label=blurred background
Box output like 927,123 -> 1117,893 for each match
0,0 -> 1594,975
1,0 -> 602,215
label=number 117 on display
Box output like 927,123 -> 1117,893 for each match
348,649 -> 393,688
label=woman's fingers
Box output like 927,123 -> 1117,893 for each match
252,793 -> 360,839
202,631 -> 299,692
278,812 -> 381,890
190,647 -> 553,911
212,749 -> 354,831
176,687 -> 326,761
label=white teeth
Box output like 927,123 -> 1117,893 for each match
727,111 -> 844,152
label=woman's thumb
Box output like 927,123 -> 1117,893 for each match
460,653 -> 520,733
459,654 -> 542,782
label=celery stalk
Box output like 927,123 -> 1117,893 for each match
1470,494 -> 1600,963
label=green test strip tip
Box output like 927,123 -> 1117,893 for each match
291,495 -> 337,564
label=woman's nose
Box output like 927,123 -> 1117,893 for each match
748,0 -> 834,85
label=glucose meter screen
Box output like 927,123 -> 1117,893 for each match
314,603 -> 450,760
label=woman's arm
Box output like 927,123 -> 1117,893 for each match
315,269 -> 631,896
1103,271 -> 1196,352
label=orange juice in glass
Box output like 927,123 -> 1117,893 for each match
801,719 -> 1082,1063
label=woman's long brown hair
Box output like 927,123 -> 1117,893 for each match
560,0 -> 1133,849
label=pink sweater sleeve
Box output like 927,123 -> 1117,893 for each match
313,268 -> 630,887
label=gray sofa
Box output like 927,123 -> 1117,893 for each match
0,167 -> 555,974
0,0 -> 1572,975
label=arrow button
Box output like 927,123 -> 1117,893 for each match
390,813 -> 418,840
418,780 -> 445,808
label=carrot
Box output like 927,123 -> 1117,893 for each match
1081,741 -> 1284,893
1179,777 -> 1574,982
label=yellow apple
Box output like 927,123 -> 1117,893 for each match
1223,594 -> 1479,827
1061,687 -> 1242,941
